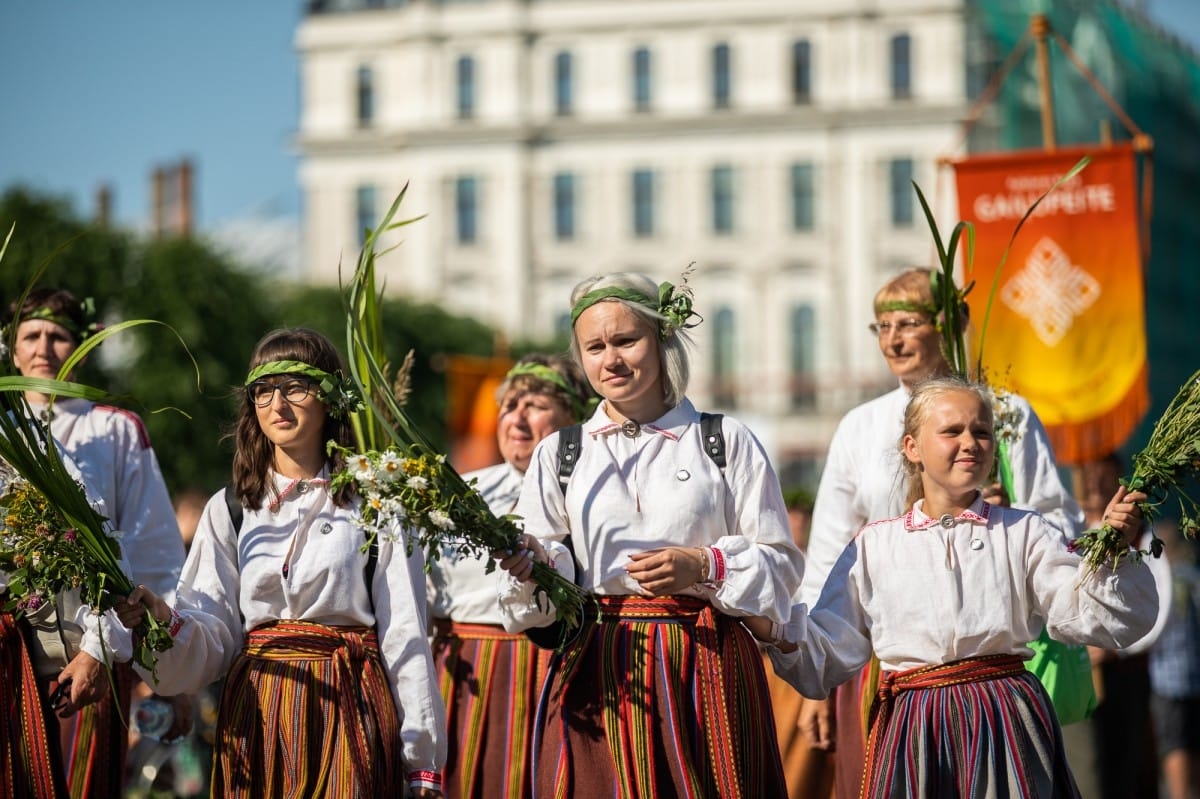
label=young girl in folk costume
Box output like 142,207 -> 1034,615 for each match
118,328 -> 446,798
750,377 -> 1157,798
428,354 -> 594,799
798,268 -> 1084,797
495,272 -> 803,799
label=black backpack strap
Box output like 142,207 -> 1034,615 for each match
528,426 -> 586,651
224,483 -> 244,533
556,424 -> 582,495
699,412 -> 726,471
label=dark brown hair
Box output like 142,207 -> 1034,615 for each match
4,288 -> 88,342
231,328 -> 354,510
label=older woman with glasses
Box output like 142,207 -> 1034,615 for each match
118,328 -> 446,799
796,268 -> 1083,799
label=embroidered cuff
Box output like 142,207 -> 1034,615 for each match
166,608 -> 185,638
695,547 -> 725,589
408,769 -> 443,790
710,547 -> 726,583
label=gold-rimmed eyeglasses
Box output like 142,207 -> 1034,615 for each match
868,318 -> 931,338
247,378 -> 318,407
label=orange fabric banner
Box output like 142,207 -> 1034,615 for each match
445,354 -> 513,473
952,143 -> 1148,464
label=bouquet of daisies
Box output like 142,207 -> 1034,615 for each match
332,188 -> 589,634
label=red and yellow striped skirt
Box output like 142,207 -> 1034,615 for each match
433,619 -> 550,799
213,620 -> 402,799
534,595 -> 786,799
0,611 -> 67,799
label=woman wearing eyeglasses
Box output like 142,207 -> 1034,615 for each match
795,268 -> 1083,799
117,328 -> 446,798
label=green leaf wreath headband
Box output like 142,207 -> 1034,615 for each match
244,360 -> 365,419
569,279 -> 702,341
16,297 -> 104,343
505,362 -> 599,421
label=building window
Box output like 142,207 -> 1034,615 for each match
712,307 -> 737,408
356,66 -> 374,127
790,163 -> 815,232
355,184 -> 376,246
456,55 -> 475,119
791,39 -> 811,104
554,51 -> 573,116
712,43 -> 731,109
553,172 -> 575,241
632,47 -> 652,111
890,33 -> 912,100
455,176 -> 478,244
790,304 -> 816,411
631,169 -> 655,238
889,158 -> 914,227
711,165 -> 735,235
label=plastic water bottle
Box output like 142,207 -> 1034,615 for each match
133,696 -> 175,741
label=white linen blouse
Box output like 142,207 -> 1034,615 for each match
141,471 -> 445,777
498,398 -> 804,630
428,461 -> 524,626
800,385 -> 1085,606
32,398 -> 185,602
769,497 -> 1158,699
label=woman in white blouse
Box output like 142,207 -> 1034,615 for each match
495,272 -> 804,799
118,328 -> 445,798
428,353 -> 593,798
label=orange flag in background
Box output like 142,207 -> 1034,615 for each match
952,143 -> 1149,464
445,354 -> 513,472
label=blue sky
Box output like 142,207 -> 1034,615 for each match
0,2 -> 303,230
1,1 -> 1197,234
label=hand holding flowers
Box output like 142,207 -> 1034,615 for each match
328,441 -> 589,632
1069,368 -> 1200,575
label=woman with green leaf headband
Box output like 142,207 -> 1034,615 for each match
116,328 -> 446,798
794,267 -> 1085,799
494,271 -> 802,798
4,286 -> 188,795
428,352 -> 594,797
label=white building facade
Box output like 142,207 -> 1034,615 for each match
295,0 -> 973,485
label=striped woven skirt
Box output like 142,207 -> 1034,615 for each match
212,620 -> 403,799
433,619 -> 550,799
0,611 -> 68,799
861,655 -> 1081,799
56,662 -> 133,799
533,595 -> 786,799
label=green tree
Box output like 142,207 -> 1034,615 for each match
118,236 -> 277,494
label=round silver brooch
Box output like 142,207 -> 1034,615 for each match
938,514 -> 955,528
970,538 -> 984,551
620,420 -> 641,438
296,481 -> 310,494
320,522 -> 333,535
676,469 -> 690,481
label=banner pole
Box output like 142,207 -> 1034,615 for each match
1031,14 -> 1057,152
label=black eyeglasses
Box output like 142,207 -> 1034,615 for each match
246,378 -> 318,408
868,318 -> 930,338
